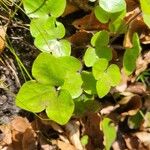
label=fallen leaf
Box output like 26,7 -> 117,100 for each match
65,120 -> 83,150
0,26 -> 7,53
72,13 -> 108,31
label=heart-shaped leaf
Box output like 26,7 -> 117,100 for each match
16,81 -> 56,112
46,89 -> 74,125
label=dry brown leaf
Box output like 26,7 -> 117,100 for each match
0,124 -> 12,146
124,8 -> 150,47
81,112 -> 103,150
22,128 -> 37,150
72,12 -> 108,31
67,31 -> 92,47
118,94 -> 142,116
134,132 -> 150,149
52,140 -> 76,150
11,116 -> 31,132
0,26 -> 7,53
65,120 -> 83,150
62,1 -> 79,17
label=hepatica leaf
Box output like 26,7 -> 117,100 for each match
16,80 -> 57,112
84,47 -> 98,67
96,73 -> 111,98
81,71 -> 97,95
107,64 -> 121,86
140,0 -> 150,28
92,58 -> 108,80
46,89 -> 74,125
99,0 -> 126,13
100,118 -> 117,150
62,72 -> 83,99
94,6 -> 110,23
32,53 -> 65,86
123,33 -> 141,75
23,0 -> 66,18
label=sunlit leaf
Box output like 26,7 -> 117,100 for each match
16,81 -> 57,112
94,6 -> 110,23
32,53 -> 65,86
84,47 -> 98,67
92,59 -> 108,80
46,89 -> 74,125
107,64 -> 121,86
100,118 -> 117,150
96,73 -> 111,98
140,0 -> 150,28
99,0 -> 126,13
62,72 -> 83,98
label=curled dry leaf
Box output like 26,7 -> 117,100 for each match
118,94 -> 142,116
134,132 -> 150,149
124,8 -> 150,48
0,26 -> 7,53
125,82 -> 146,95
65,120 -> 83,150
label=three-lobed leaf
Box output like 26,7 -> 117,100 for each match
16,81 -> 57,112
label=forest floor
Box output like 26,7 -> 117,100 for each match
0,0 -> 150,150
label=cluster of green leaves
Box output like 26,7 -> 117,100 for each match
94,0 -> 126,33
83,30 -> 121,98
23,0 -> 71,55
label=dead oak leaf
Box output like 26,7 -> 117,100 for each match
0,26 -> 7,53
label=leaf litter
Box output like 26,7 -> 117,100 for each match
0,0 -> 150,149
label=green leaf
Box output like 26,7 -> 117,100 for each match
99,0 -> 126,13
95,30 -> 109,47
16,81 -> 56,112
32,53 -> 65,86
23,0 -> 66,18
84,47 -> 98,67
92,59 -> 108,80
107,64 -> 121,86
46,89 -> 74,125
96,73 -> 111,98
57,56 -> 82,72
23,0 -> 50,18
123,33 -> 141,75
30,16 -> 56,37
81,135 -> 89,146
94,6 -> 110,23
100,118 -> 117,150
46,0 -> 66,17
96,46 -> 112,61
81,71 -> 97,95
62,72 -> 83,98
140,0 -> 150,28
